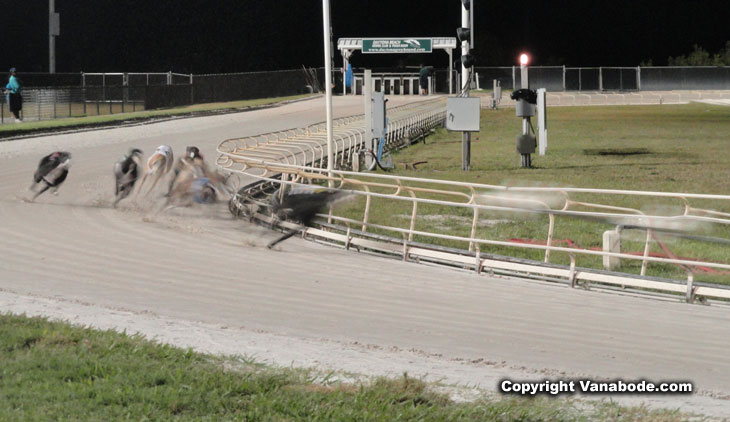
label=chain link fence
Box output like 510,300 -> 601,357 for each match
3,66 -> 729,124
476,66 -> 730,92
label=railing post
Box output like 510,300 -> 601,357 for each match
562,65 -> 566,91
686,271 -> 695,303
637,66 -> 641,91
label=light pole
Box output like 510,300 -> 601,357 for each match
49,0 -> 60,73
520,53 -> 529,134
322,0 -> 334,182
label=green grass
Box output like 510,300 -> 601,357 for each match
337,103 -> 730,283
0,313 -> 696,421
0,94 -> 318,137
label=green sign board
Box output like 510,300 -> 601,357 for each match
362,38 -> 433,54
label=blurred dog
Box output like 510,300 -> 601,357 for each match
29,151 -> 72,201
113,148 -> 143,207
167,146 -> 203,196
267,185 -> 351,249
136,145 -> 173,197
165,153 -> 229,208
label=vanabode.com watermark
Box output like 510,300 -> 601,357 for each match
500,379 -> 693,396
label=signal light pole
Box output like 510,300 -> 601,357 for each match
460,0 -> 473,171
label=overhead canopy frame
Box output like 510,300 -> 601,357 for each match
337,37 -> 458,94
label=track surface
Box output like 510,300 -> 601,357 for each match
1,96 -> 730,417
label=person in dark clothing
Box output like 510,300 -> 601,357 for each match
419,65 -> 433,95
5,68 -> 23,122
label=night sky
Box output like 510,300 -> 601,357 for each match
5,0 -> 729,74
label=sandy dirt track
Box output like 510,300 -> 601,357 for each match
1,96 -> 730,418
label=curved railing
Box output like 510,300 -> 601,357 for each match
216,101 -> 730,305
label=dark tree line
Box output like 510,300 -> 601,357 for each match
643,41 -> 730,66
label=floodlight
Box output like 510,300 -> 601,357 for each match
519,53 -> 529,65
462,54 -> 476,68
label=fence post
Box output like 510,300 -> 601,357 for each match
512,66 -> 516,90
637,66 -> 641,91
562,65 -> 566,91
167,71 -> 172,85
190,74 -> 194,105
599,67 -> 603,91
620,68 -> 623,90
53,90 -> 57,119
68,93 -> 72,117
579,68 -> 582,91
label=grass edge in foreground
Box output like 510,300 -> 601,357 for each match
0,312 -> 696,421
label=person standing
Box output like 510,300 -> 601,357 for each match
419,65 -> 432,96
5,68 -> 23,122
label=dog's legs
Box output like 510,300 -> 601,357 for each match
142,159 -> 166,198
144,172 -> 163,197
266,230 -> 298,249
135,172 -> 150,199
31,183 -> 52,201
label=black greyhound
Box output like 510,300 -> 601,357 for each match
30,151 -> 72,201
113,148 -> 143,206
267,186 -> 350,249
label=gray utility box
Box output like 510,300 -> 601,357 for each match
371,91 -> 387,139
516,134 -> 536,154
516,99 -> 535,117
446,97 -> 481,132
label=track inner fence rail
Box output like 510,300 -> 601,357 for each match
217,101 -> 730,304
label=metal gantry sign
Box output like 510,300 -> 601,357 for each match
362,38 -> 433,54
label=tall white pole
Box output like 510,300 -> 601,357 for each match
322,0 -> 334,181
49,0 -> 56,73
460,4 -> 469,92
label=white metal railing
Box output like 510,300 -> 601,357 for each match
216,98 -> 730,303
218,154 -> 730,303
217,98 -> 446,175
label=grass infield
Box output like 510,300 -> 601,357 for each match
0,313 -> 691,421
339,102 -> 730,284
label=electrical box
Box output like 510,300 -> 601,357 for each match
515,100 -> 535,117
371,91 -> 386,139
446,97 -> 481,132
